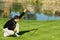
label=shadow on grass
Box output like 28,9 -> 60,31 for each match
18,28 -> 38,35
9,28 -> 38,37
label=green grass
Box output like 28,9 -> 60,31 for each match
0,18 -> 60,40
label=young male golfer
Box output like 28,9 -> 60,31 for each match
3,9 -> 27,37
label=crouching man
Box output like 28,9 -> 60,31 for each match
3,9 -> 27,37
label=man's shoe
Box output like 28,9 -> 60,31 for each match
15,33 -> 20,37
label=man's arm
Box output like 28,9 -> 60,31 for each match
19,12 -> 25,19
19,9 -> 27,19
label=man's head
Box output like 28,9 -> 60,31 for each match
14,16 -> 19,22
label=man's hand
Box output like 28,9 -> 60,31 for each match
14,28 -> 17,33
23,9 -> 28,12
